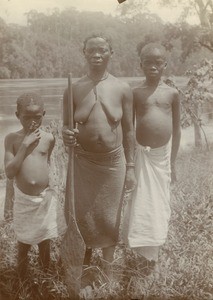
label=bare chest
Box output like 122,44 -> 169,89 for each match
13,136 -> 50,158
74,83 -> 123,124
136,88 -> 172,114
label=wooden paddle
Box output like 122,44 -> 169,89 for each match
61,73 -> 86,299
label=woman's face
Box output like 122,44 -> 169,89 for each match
83,37 -> 113,70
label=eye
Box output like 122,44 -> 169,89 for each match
23,115 -> 42,121
85,48 -> 93,55
143,60 -> 164,67
23,116 -> 32,121
143,60 -> 152,66
85,48 -> 108,55
34,116 -> 42,120
155,60 -> 164,66
99,48 -> 108,54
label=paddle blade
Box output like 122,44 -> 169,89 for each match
61,159 -> 86,298
61,217 -> 86,299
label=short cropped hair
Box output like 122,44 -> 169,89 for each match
140,43 -> 166,61
83,34 -> 113,52
16,92 -> 44,113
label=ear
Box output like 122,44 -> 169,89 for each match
15,111 -> 19,119
110,50 -> 114,57
164,62 -> 167,69
140,62 -> 143,69
43,111 -> 46,116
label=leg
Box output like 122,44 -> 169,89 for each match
4,178 -> 14,220
133,246 -> 158,276
38,239 -> 50,271
102,245 -> 115,263
17,241 -> 31,281
83,248 -> 93,266
102,245 -> 115,280
81,248 -> 94,289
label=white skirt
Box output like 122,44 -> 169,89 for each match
13,185 -> 67,245
122,141 -> 171,261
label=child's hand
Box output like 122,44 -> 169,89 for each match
29,120 -> 38,131
23,128 -> 41,147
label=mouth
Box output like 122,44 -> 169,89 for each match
91,60 -> 102,64
148,71 -> 158,75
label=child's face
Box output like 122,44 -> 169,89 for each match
83,37 -> 113,69
16,104 -> 45,132
140,48 -> 167,80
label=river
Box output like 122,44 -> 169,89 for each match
0,77 -> 212,171
0,77 -> 143,170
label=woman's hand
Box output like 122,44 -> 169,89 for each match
125,168 -> 137,193
62,126 -> 79,147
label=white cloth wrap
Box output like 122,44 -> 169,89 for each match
13,185 -> 67,245
123,141 -> 171,261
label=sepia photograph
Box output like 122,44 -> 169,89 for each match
0,0 -> 212,299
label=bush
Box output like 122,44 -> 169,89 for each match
0,66 -> 11,79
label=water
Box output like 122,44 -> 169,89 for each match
0,78 -> 71,169
1,77 -> 211,171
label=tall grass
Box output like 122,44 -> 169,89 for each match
0,121 -> 212,299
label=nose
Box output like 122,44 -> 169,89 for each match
93,51 -> 101,57
150,64 -> 157,70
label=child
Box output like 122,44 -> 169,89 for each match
123,43 -> 181,266
4,92 -> 67,280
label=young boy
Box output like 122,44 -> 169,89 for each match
123,43 -> 181,266
4,92 -> 67,280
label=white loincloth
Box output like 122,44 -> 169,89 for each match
123,141 -> 171,261
13,185 -> 67,245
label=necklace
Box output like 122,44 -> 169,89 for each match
87,72 -> 109,83
87,72 -> 109,100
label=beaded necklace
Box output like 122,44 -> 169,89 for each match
87,72 -> 109,100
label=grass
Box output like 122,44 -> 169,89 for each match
0,122 -> 212,299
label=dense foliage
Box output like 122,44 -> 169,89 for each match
0,6 -> 212,79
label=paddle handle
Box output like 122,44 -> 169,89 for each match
68,73 -> 74,130
67,73 -> 75,219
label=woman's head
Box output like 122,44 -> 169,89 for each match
83,34 -> 113,70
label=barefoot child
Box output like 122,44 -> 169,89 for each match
123,43 -> 181,266
4,93 -> 67,280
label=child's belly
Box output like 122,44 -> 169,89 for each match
136,109 -> 172,148
16,157 -> 49,196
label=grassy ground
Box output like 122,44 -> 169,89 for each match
0,129 -> 212,300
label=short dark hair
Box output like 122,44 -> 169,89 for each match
83,34 -> 113,52
140,43 -> 166,61
17,92 -> 44,113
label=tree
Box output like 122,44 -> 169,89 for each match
160,0 -> 213,147
118,0 -> 213,147
117,0 -> 213,56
